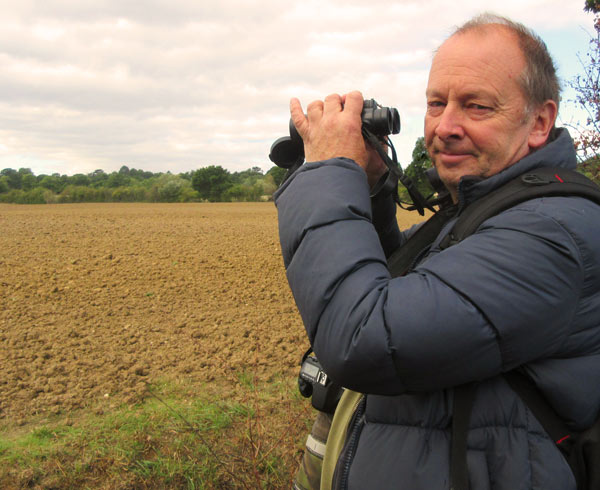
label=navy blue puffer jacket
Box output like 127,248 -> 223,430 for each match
275,129 -> 600,489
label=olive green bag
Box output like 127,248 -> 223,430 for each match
293,390 -> 363,490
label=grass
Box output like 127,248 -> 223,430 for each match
0,374 -> 312,489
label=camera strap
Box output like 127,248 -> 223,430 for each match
362,128 -> 436,216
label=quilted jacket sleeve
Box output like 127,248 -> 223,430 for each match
274,158 -> 586,395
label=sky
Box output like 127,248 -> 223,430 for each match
0,0 -> 596,177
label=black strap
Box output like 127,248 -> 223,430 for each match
387,206 -> 456,277
504,371 -> 574,449
441,167 -> 600,250
503,371 -> 592,488
363,127 -> 435,216
451,384 -> 477,490
390,168 -> 600,276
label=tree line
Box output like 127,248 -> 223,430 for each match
2,146 -> 597,206
0,165 -> 288,204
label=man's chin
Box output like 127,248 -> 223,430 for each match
434,165 -> 462,188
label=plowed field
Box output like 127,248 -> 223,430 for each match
0,203 -> 421,425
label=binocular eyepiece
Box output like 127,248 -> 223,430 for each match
269,98 -> 401,169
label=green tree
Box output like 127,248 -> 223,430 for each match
191,165 -> 232,202
39,174 -> 66,193
21,173 -> 37,191
106,171 -> 131,188
69,173 -> 91,187
0,176 -> 9,193
129,168 -> 154,180
266,166 -> 287,187
1,168 -> 21,189
223,182 -> 264,201
89,169 -> 108,187
232,167 -> 264,187
399,137 -> 434,201
153,174 -> 191,202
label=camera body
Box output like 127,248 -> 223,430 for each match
298,355 -> 343,414
269,98 -> 400,169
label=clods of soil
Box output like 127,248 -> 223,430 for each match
0,202 -> 421,425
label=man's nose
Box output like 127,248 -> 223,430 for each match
434,103 -> 465,140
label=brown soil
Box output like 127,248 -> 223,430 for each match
0,202 -> 422,424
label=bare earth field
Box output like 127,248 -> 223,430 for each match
0,202 -> 422,426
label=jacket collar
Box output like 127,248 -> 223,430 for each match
456,128 -> 577,207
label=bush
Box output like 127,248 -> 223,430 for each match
178,186 -> 200,202
0,188 -> 56,204
111,186 -> 148,202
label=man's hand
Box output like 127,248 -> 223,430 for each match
290,91 -> 368,168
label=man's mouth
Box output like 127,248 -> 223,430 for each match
433,148 -> 474,165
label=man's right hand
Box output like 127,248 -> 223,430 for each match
290,91 -> 369,168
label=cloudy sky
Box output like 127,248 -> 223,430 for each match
0,0 -> 595,176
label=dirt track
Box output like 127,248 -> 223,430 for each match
0,203 -> 421,425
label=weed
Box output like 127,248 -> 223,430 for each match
0,375 -> 311,488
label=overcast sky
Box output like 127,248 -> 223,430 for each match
0,0 -> 595,176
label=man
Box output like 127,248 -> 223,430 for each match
275,14 -> 600,490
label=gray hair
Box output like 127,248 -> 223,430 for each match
453,13 -> 560,115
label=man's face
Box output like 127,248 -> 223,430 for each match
424,27 -> 537,200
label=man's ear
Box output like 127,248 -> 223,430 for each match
528,100 -> 558,149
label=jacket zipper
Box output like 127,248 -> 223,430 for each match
333,395 -> 367,490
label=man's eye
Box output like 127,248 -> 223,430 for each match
427,101 -> 445,114
468,104 -> 492,112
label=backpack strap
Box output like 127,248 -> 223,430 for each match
321,390 -> 364,490
450,383 -> 478,490
440,167 -> 600,250
449,373 -> 577,490
503,371 -> 574,449
390,168 -> 600,276
387,205 -> 456,277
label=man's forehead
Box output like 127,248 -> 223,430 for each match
428,25 -> 526,87
438,24 -> 521,58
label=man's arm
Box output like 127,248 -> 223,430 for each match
370,191 -> 403,258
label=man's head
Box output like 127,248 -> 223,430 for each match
424,14 -> 559,201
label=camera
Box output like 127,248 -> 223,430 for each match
269,98 -> 401,169
298,354 -> 343,414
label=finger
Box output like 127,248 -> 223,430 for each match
305,99 -> 325,127
323,93 -> 343,114
343,90 -> 364,116
290,97 -> 309,138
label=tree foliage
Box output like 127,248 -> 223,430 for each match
266,166 -> 287,187
191,165 -> 232,202
0,164 -> 283,204
568,2 -> 600,184
585,0 -> 600,13
398,137 -> 434,202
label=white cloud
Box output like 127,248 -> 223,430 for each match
0,0 -> 595,175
